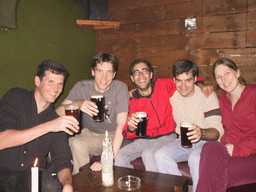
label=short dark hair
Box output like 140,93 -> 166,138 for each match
173,59 -> 199,78
129,58 -> 154,76
213,58 -> 246,85
91,53 -> 119,72
37,60 -> 69,81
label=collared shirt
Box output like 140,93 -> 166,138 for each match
0,88 -> 72,173
220,84 -> 256,157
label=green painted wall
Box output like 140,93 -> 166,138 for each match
0,0 -> 95,107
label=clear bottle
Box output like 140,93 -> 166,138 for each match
101,131 -> 114,187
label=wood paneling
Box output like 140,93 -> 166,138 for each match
109,2 -> 202,24
203,14 -> 246,32
248,0 -> 256,12
95,17 -> 204,41
94,0 -> 256,92
203,32 -> 246,49
247,30 -> 256,47
108,0 -> 194,12
203,0 -> 247,16
248,12 -> 256,29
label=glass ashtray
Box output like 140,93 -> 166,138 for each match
118,175 -> 141,191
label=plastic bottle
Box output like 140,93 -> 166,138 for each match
101,130 -> 114,187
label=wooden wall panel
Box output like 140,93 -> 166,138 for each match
203,0 -> 247,16
109,2 -> 202,24
96,34 -> 203,54
248,0 -> 256,11
108,0 -> 194,12
94,0 -> 256,91
203,14 -> 246,32
203,32 -> 246,49
95,17 -> 204,42
248,12 -> 256,29
247,30 -> 256,47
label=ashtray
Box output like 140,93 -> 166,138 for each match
118,175 -> 141,191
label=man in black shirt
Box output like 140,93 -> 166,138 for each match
0,60 -> 79,192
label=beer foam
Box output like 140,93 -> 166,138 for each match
65,105 -> 79,110
91,94 -> 104,99
180,122 -> 192,128
136,112 -> 147,118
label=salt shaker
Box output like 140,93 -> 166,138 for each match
101,130 -> 114,187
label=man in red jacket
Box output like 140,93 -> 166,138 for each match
114,58 -> 209,172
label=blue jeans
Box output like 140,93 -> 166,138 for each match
154,138 -> 206,192
114,133 -> 176,172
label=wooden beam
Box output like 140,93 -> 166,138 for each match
76,20 -> 120,30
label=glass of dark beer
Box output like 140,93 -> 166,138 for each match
90,94 -> 105,122
135,112 -> 147,138
65,105 -> 80,133
65,105 -> 80,120
180,123 -> 193,148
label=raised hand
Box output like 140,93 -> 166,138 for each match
80,100 -> 99,117
127,113 -> 139,131
187,124 -> 202,143
47,116 -> 79,135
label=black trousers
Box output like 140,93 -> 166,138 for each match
0,165 -> 62,192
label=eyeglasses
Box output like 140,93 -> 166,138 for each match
132,69 -> 150,76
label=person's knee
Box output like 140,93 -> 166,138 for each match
142,148 -> 154,160
154,149 -> 166,163
188,153 -> 200,168
41,170 -> 62,192
42,179 -> 62,192
114,151 -> 123,165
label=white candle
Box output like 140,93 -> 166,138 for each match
31,158 -> 39,192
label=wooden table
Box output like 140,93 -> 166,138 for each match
73,164 -> 188,192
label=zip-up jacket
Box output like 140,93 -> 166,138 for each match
123,77 -> 204,139
123,78 -> 177,139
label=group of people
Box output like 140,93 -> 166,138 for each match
0,52 -> 255,192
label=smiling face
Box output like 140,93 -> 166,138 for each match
91,62 -> 116,93
174,71 -> 196,97
130,62 -> 153,96
35,70 -> 64,107
214,64 -> 241,93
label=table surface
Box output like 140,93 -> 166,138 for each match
73,164 -> 189,192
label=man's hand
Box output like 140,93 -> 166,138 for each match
47,116 -> 79,135
127,113 -> 139,131
187,125 -> 202,143
202,85 -> 213,97
129,89 -> 137,98
225,143 -> 234,156
90,162 -> 102,171
80,100 -> 99,117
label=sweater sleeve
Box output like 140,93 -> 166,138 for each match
203,92 -> 224,140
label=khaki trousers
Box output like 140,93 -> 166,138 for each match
69,128 -> 114,175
